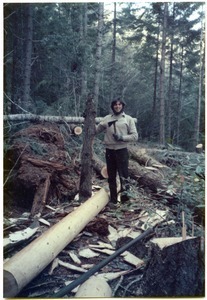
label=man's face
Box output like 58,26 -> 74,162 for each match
113,101 -> 123,114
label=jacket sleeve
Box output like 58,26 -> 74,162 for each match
122,117 -> 138,142
95,119 -> 107,134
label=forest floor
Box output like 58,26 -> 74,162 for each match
3,122 -> 205,297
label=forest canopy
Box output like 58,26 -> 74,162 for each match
4,2 -> 205,151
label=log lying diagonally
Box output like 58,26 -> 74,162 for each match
3,188 -> 109,298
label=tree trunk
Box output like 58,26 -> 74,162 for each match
80,3 -> 88,116
94,3 -> 104,110
193,14 -> 205,149
176,44 -> 184,145
79,95 -> 96,201
140,237 -> 204,296
159,3 -> 168,145
166,3 -> 175,143
151,28 -> 160,139
110,2 -> 116,102
10,4 -> 23,114
22,4 -> 34,113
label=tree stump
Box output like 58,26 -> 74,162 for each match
139,237 -> 204,297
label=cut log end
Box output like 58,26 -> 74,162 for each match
101,166 -> 108,178
72,126 -> 83,136
196,144 -> 203,153
3,270 -> 18,298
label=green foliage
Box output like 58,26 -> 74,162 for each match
4,2 -> 205,151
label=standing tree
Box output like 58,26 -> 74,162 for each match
79,3 -> 104,201
22,3 -> 35,113
192,8 -> 205,149
159,3 -> 168,145
110,2 -> 117,102
94,2 -> 104,110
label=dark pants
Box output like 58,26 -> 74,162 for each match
105,148 -> 129,203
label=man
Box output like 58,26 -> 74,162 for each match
96,98 -> 138,206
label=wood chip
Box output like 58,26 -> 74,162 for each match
91,248 -> 115,255
48,258 -> 59,275
58,259 -> 87,273
38,218 -> 50,226
121,251 -> 144,267
79,248 -> 100,258
68,250 -> 81,265
89,241 -> 114,249
97,270 -> 130,281
3,226 -> 39,248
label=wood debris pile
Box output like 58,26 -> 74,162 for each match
4,123 -> 82,215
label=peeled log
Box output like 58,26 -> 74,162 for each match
3,188 -> 109,298
139,237 -> 204,297
75,277 -> 112,297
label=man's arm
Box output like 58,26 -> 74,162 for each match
122,117 -> 138,142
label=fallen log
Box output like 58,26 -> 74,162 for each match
70,124 -> 82,135
3,188 -> 109,298
26,157 -> 69,172
30,174 -> 51,216
92,153 -> 108,178
128,146 -> 168,169
92,154 -> 166,192
128,160 -> 166,192
139,236 -> 204,297
4,114 -> 137,124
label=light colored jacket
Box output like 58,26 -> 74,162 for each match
96,112 -> 138,150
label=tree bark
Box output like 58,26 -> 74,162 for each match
159,3 -> 168,145
22,4 -> 35,113
128,146 -> 167,169
128,160 -> 165,192
79,94 -> 96,201
176,44 -> 184,145
110,2 -> 116,102
140,237 -> 204,296
193,13 -> 205,149
94,3 -> 104,110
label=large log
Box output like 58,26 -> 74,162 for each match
92,154 -> 166,192
139,237 -> 204,297
4,114 -> 137,124
128,160 -> 166,192
128,146 -> 168,169
92,153 -> 108,178
3,188 -> 109,298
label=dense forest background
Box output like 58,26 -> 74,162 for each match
4,2 -> 205,151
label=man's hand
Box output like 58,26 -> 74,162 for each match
113,133 -> 123,141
